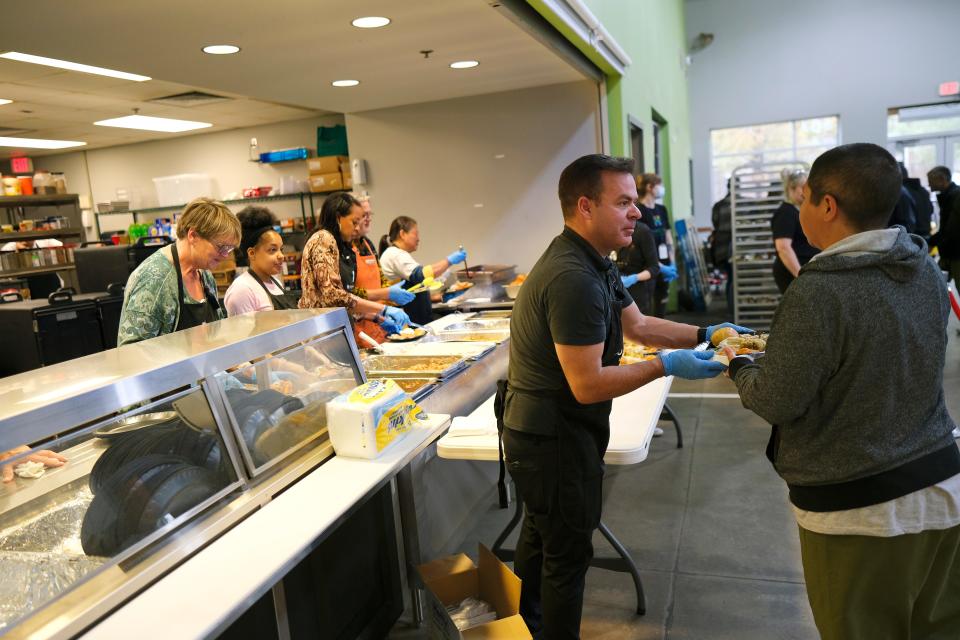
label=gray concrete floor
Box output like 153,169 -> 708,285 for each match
392,307 -> 960,639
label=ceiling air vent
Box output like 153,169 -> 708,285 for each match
147,91 -> 233,107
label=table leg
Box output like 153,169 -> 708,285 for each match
396,465 -> 424,626
597,521 -> 646,615
660,403 -> 683,449
492,486 -> 523,563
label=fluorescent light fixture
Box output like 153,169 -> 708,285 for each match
202,44 -> 241,55
0,51 -> 151,82
94,114 -> 212,133
0,136 -> 86,149
331,79 -> 360,87
0,99 -> 11,106
450,60 -> 479,69
351,16 -> 390,28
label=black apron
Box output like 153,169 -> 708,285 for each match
171,243 -> 222,331
251,272 -> 298,310
497,265 -> 626,531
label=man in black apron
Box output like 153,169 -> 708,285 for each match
502,154 -> 747,638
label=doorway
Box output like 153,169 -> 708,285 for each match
629,116 -> 645,174
890,136 -> 960,190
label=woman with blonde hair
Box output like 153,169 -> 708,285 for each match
118,197 -> 240,345
771,168 -> 818,293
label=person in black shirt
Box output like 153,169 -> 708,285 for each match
901,163 -> 932,241
616,218 -> 659,314
772,168 -> 819,293
636,173 -> 678,317
503,154 -> 750,639
710,179 -> 734,311
929,165 -> 960,285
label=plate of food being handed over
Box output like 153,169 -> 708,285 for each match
712,333 -> 768,365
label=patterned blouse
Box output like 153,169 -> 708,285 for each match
299,230 -> 357,311
118,246 -> 223,346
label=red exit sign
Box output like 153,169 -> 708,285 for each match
939,81 -> 960,97
10,156 -> 32,174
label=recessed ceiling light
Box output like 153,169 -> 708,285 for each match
0,51 -> 151,82
202,44 -> 241,55
94,115 -> 212,133
0,99 -> 11,106
450,60 -> 479,69
351,16 -> 390,28
331,79 -> 360,87
0,137 -> 86,150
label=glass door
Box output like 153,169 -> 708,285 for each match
893,138 -> 943,190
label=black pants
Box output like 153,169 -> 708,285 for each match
503,428 -> 596,640
773,259 -> 794,294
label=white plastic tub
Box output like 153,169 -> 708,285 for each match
152,173 -> 214,207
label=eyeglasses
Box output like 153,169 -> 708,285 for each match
204,237 -> 236,257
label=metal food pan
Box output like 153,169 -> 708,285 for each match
441,319 -> 510,332
437,329 -> 510,344
362,355 -> 466,378
369,377 -> 439,400
455,264 -> 516,285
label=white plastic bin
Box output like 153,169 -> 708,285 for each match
152,173 -> 214,207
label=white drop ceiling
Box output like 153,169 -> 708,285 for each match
0,0 -> 589,157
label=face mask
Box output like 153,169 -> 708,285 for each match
654,185 -> 666,199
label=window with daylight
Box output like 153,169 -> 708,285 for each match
709,116 -> 840,204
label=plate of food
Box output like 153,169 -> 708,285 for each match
386,326 -> 428,342
713,333 -> 768,364
620,341 -> 660,365
447,281 -> 474,294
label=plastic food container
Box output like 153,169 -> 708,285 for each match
152,173 -> 214,207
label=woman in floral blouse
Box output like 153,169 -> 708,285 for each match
299,192 -> 410,339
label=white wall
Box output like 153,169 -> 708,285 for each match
35,114 -> 345,234
347,80 -> 601,272
686,0 -> 960,224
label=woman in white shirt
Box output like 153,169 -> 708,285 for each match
225,207 -> 296,315
378,216 -> 467,324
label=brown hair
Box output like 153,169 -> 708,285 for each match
177,197 -> 240,242
558,154 -> 635,219
636,173 -> 662,198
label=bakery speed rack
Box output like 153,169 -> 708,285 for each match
730,161 -> 808,330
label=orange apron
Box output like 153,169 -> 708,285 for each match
353,243 -> 387,345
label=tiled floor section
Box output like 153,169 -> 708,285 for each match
392,311 -> 960,639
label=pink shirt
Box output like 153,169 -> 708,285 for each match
224,270 -> 285,316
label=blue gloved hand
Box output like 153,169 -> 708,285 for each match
706,322 -> 755,342
380,306 -> 411,334
621,273 -> 639,288
658,350 -> 727,379
447,248 -> 467,265
660,264 -> 678,282
388,281 -> 415,305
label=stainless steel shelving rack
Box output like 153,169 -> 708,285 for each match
730,161 -> 807,330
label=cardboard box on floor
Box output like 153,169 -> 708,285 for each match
307,155 -> 348,174
417,544 -> 531,639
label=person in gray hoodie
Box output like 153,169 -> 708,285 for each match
726,143 -> 960,640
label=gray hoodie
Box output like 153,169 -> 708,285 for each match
734,228 -> 957,496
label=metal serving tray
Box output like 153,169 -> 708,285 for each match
361,354 -> 466,379
368,376 -> 439,401
454,264 -> 516,285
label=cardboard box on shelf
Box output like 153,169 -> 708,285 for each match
339,160 -> 351,175
307,155 -> 348,175
308,172 -> 344,193
417,545 -> 531,639
343,173 -> 353,190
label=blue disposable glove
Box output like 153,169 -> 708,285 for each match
660,264 -> 678,282
388,281 -> 415,305
380,306 -> 411,334
658,350 -> 727,379
447,248 -> 467,265
706,322 -> 755,342
621,273 -> 639,288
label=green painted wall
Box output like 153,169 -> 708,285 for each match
527,0 -> 693,221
